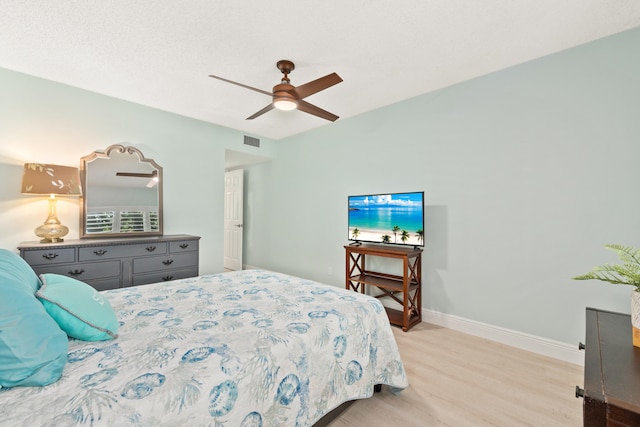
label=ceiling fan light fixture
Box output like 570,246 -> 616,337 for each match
274,98 -> 298,111
273,84 -> 298,111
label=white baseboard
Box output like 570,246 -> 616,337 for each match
422,309 -> 584,366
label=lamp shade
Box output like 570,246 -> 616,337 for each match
21,163 -> 82,196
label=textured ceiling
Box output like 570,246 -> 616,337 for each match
2,1 -> 640,140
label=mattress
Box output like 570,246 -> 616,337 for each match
0,269 -> 407,426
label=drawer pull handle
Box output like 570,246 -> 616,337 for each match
42,253 -> 59,260
162,275 -> 173,281
162,259 -> 174,266
68,269 -> 85,277
93,249 -> 107,256
179,243 -> 189,249
146,246 -> 157,252
578,342 -> 585,350
575,386 -> 584,398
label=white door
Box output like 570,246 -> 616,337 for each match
224,169 -> 244,270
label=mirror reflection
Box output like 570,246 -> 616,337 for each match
80,144 -> 163,238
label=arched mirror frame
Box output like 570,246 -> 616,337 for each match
79,144 -> 163,239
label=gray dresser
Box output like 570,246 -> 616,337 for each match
18,234 -> 200,291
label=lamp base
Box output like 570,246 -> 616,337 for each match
39,237 -> 65,243
34,196 -> 69,244
35,223 -> 69,243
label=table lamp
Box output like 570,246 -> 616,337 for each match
21,163 -> 82,243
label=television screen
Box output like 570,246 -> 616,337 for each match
348,191 -> 424,246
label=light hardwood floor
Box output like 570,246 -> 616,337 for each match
328,322 -> 584,427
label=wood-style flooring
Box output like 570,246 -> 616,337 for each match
327,322 -> 584,427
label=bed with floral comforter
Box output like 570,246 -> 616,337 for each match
0,269 -> 408,426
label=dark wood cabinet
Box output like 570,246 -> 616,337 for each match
345,244 -> 422,331
579,307 -> 640,426
18,234 -> 200,290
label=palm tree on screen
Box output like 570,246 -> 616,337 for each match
351,228 -> 360,240
392,225 -> 400,243
416,229 -> 424,244
381,235 -> 391,243
400,230 -> 410,243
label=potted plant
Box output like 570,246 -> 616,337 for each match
573,244 -> 640,347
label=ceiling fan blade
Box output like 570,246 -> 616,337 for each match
297,100 -> 339,122
293,73 -> 342,100
116,171 -> 157,178
208,74 -> 272,97
246,103 -> 275,120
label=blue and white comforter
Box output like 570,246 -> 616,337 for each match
0,269 -> 408,426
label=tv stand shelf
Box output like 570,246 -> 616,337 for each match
345,244 -> 422,331
350,273 -> 420,293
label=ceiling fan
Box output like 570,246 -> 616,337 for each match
208,60 -> 343,121
116,170 -> 158,188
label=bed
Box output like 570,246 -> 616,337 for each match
0,262 -> 408,426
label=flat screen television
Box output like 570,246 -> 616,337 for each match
348,191 -> 424,247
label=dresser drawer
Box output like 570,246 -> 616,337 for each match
169,239 -> 198,253
132,252 -> 198,274
32,260 -> 121,281
132,267 -> 198,286
22,248 -> 76,266
78,242 -> 167,261
88,277 -> 122,291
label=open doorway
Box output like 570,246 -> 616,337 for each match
224,169 -> 243,271
224,149 -> 270,271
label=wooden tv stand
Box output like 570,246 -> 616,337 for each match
345,244 -> 422,331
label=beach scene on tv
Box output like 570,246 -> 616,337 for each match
348,192 -> 424,246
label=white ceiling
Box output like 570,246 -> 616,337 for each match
2,1 -> 639,140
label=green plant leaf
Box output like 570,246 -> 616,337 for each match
573,244 -> 640,290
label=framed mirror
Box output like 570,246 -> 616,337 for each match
80,144 -> 163,238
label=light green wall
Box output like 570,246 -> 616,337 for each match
244,27 -> 640,345
0,68 -> 276,274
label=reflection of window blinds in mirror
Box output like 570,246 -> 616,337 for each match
86,212 -> 115,233
149,212 -> 159,231
86,207 -> 158,234
119,211 -> 145,232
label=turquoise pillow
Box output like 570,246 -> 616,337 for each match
37,274 -> 119,341
0,270 -> 68,387
0,249 -> 41,294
